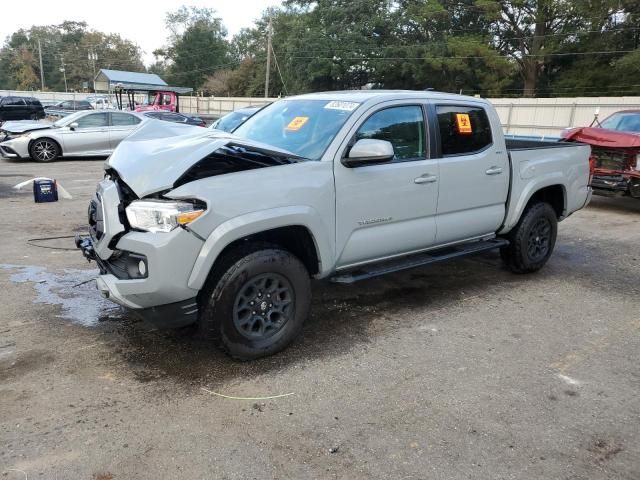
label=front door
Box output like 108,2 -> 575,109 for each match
60,112 -> 110,155
334,103 -> 439,269
430,103 -> 510,244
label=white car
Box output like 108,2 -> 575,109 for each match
0,110 -> 146,162
86,95 -> 116,110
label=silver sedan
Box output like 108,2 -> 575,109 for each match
0,110 -> 146,162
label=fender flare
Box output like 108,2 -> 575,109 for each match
187,205 -> 334,290
500,174 -> 567,234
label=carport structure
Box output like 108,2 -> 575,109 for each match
93,69 -> 193,112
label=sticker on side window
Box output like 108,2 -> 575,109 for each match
324,101 -> 360,111
286,116 -> 309,131
455,113 -> 472,134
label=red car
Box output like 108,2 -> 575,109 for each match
561,110 -> 640,199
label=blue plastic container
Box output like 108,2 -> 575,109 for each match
33,179 -> 58,203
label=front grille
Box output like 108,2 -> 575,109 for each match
591,147 -> 636,171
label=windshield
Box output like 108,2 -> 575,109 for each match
600,112 -> 640,133
233,99 -> 360,160
214,111 -> 255,132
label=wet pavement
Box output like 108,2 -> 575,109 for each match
0,157 -> 639,479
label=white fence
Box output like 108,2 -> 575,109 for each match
3,89 -> 640,135
491,97 -> 640,138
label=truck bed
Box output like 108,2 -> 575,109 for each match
505,138 -> 581,150
500,138 -> 591,234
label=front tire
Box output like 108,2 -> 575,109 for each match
199,246 -> 311,361
500,202 -> 558,273
29,138 -> 60,162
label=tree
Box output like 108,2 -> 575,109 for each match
0,22 -> 144,91
155,6 -> 230,90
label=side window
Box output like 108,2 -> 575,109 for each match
436,105 -> 492,156
111,113 -> 141,126
355,106 -> 426,161
76,113 -> 109,128
8,97 -> 26,106
61,101 -> 74,109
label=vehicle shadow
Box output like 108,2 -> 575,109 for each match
587,195 -> 640,214
108,251 -> 524,388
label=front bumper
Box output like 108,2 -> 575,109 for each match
78,233 -> 203,328
0,136 -> 30,158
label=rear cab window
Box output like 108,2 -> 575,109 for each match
435,105 -> 492,156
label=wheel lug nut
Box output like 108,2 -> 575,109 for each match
250,301 -> 254,305
252,311 -> 256,315
267,294 -> 271,298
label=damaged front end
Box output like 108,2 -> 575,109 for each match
562,127 -> 640,199
589,147 -> 640,198
76,120 -> 306,328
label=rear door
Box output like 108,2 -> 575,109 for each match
334,102 -> 439,268
108,112 -> 142,149
430,103 -> 509,244
60,112 -> 110,155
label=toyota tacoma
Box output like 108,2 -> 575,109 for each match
77,91 -> 592,360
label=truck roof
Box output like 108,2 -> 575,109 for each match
291,90 -> 490,106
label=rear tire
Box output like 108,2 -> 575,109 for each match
500,202 -> 557,273
29,113 -> 38,120
29,138 -> 60,162
199,245 -> 311,361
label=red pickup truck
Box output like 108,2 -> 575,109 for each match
135,91 -> 180,113
562,110 -> 640,199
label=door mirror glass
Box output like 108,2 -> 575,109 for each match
69,122 -> 79,130
343,139 -> 394,167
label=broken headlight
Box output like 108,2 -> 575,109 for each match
125,200 -> 205,233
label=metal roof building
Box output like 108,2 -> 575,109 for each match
94,69 -> 168,92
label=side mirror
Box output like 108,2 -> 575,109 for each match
69,122 -> 79,130
342,139 -> 394,167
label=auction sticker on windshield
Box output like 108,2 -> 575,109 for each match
324,101 -> 360,111
286,116 -> 310,131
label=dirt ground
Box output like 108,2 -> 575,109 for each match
0,157 -> 639,480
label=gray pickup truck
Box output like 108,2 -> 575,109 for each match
77,91 -> 591,360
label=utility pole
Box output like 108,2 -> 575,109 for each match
265,17 -> 272,98
88,50 -> 98,89
59,56 -> 68,93
37,39 -> 45,91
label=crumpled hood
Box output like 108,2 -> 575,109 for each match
562,127 -> 640,148
107,118 -> 299,197
0,120 -> 52,134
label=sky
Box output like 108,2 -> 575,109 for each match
1,0 -> 280,65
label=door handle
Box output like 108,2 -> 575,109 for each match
485,166 -> 503,175
414,174 -> 438,184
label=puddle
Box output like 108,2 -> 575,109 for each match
1,264 -> 123,326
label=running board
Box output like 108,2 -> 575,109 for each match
330,238 -> 509,284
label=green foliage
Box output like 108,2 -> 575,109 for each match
1,1 -> 639,97
0,22 -> 144,92
155,6 -> 230,92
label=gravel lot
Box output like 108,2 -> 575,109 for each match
1,157 -> 639,480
